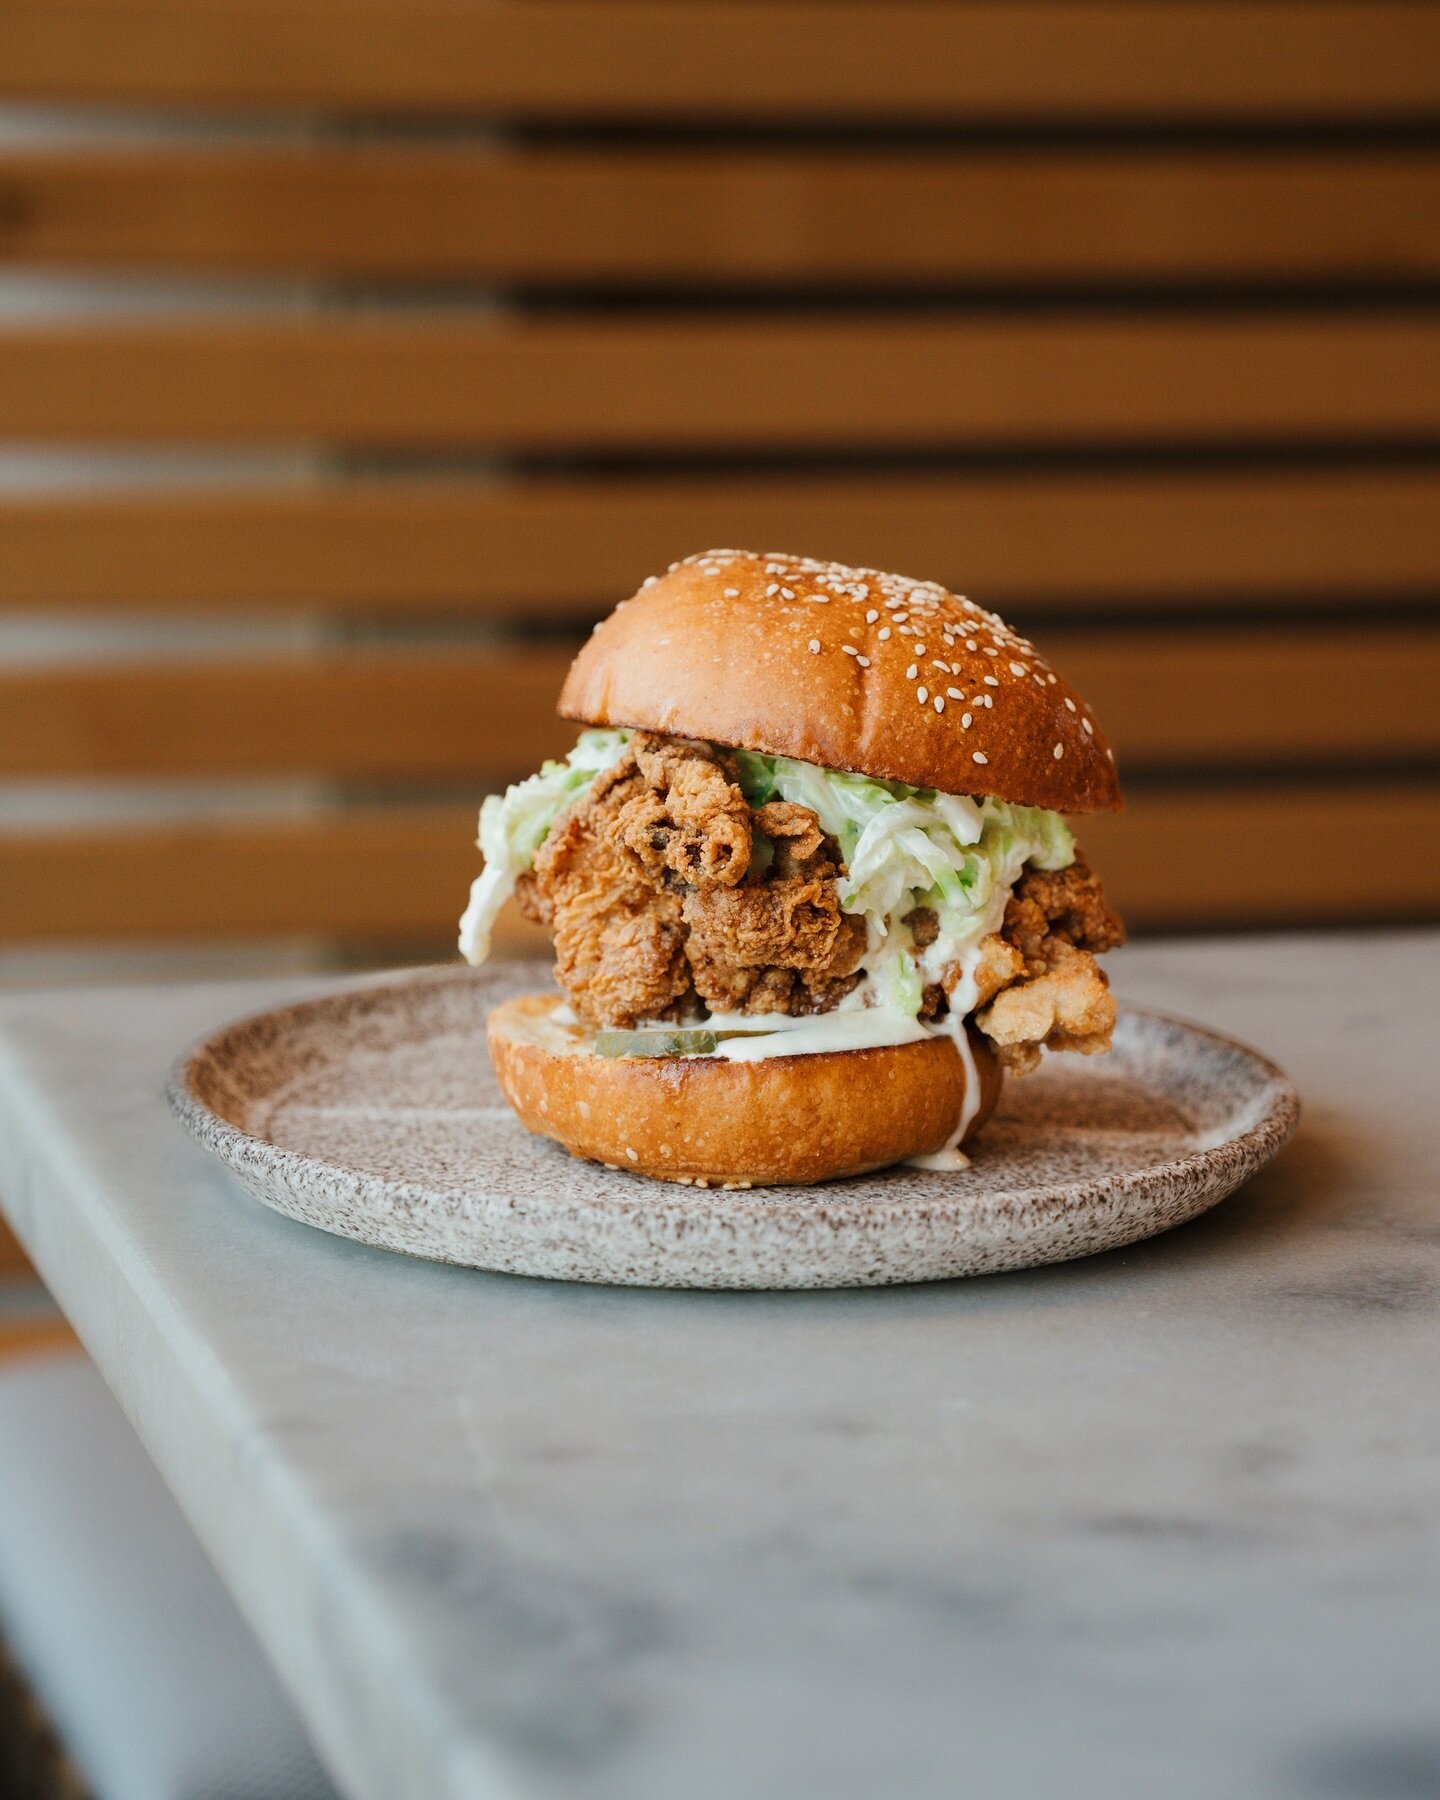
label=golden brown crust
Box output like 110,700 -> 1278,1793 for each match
560,550 -> 1121,813
487,995 -> 1004,1187
519,730 -> 867,1027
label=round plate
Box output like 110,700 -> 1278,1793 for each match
167,963 -> 1298,1290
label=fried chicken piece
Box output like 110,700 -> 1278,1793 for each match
522,732 -> 865,1025
519,767 -> 692,1028
969,851 -> 1122,1071
911,852 -> 1122,1067
683,799 -> 866,1015
972,933 -> 1027,1007
1004,855 -> 1125,968
977,941 -> 1117,1073
617,734 -> 751,888
755,801 -> 826,869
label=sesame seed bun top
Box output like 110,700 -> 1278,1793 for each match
559,550 -> 1122,813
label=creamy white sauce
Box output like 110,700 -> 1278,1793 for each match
905,1013 -> 978,1171
458,862 -> 510,965
712,1007 -> 930,1062
905,941 -> 985,1170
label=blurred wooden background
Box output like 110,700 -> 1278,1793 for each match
0,0 -> 1438,970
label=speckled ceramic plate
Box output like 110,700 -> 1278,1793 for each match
167,962 -> 1298,1289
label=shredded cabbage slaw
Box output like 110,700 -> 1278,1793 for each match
457,729 -> 630,964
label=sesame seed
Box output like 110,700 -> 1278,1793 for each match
1082,717 -> 1094,734
961,712 -> 973,728
842,643 -> 860,656
865,608 -> 879,623
966,639 -> 978,651
972,751 -> 988,765
1047,673 -> 1058,685
779,587 -> 795,599
857,654 -> 871,667
808,594 -> 828,603
808,638 -> 820,653
981,693 -> 993,707
906,663 -> 918,679
1064,697 -> 1077,713
892,612 -> 909,623
878,627 -> 892,640
1053,743 -> 1064,759
723,587 -> 740,598
984,675 -> 999,687
984,646 -> 999,657
917,686 -> 929,704
947,687 -> 963,700
765,583 -> 779,596
1009,661 -> 1027,677
914,644 -> 926,655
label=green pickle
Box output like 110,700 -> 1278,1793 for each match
595,1027 -> 720,1059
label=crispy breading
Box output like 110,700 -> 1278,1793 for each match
976,940 -> 1117,1071
521,732 -> 862,1025
676,797 -> 866,1013
903,904 -> 941,949
952,852 -> 1122,1071
618,735 -> 752,888
1003,855 -> 1125,969
519,759 -> 692,1028
971,933 -> 1027,1007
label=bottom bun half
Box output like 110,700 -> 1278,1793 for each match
486,994 -> 1003,1187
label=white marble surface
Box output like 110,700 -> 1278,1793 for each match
0,934 -> 1437,1800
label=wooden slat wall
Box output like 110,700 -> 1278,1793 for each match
4,470 -> 1437,616
0,0 -> 1437,953
4,147 -> 1439,286
4,314 -> 1439,447
5,3 -> 1440,119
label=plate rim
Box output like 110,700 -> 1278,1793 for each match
165,962 -> 1301,1233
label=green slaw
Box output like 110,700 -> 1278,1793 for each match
734,750 -> 1073,1013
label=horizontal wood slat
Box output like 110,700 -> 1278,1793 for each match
1062,625 -> 1440,770
6,147 -> 1440,286
3,782 -> 1437,943
1078,782 -> 1440,930
4,3 -> 1439,120
4,625 -> 1440,779
4,469 -> 1437,616
0,810 -> 484,942
0,648 -> 576,779
3,313 -> 1439,448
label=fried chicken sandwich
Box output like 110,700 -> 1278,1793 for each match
461,550 -> 1124,1186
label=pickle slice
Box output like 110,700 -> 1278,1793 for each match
595,1027 -> 719,1059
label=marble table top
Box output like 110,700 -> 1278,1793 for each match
0,933 -> 1436,1800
